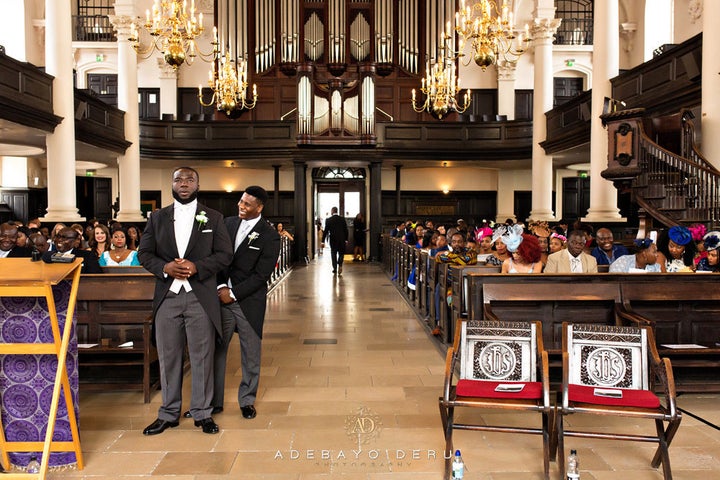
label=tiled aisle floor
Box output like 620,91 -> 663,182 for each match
50,257 -> 720,479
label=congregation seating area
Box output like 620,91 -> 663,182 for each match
382,235 -> 720,393
74,237 -> 293,402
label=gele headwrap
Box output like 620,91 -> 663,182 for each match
667,226 -> 692,246
688,223 -> 707,243
703,231 -> 720,251
633,238 -> 654,250
474,227 -> 493,242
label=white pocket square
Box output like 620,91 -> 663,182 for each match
249,245 -> 260,250
201,229 -> 213,233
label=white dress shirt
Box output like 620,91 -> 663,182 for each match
169,199 -> 197,293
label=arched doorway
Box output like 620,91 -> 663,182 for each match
312,167 -> 366,257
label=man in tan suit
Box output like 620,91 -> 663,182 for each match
544,230 -> 598,273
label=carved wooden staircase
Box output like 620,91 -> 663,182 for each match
602,108 -> 720,230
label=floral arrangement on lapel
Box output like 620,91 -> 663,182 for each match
195,211 -> 208,230
248,231 -> 260,244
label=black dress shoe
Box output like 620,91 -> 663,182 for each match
194,417 -> 219,434
183,410 -> 192,418
143,418 -> 179,435
212,406 -> 224,415
241,405 -> 256,419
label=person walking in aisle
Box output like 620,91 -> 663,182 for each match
323,207 -> 348,274
138,167 -> 233,436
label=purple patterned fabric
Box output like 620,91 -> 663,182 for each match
0,280 -> 79,468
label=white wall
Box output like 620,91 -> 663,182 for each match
381,166 -> 498,192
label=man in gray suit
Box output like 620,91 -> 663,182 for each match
544,230 -> 598,273
215,186 -> 280,419
138,167 -> 233,435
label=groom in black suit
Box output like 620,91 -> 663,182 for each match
138,167 -> 233,435
323,207 -> 348,274
215,186 -> 280,419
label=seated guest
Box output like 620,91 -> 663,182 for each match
545,230 -> 598,273
16,226 -> 32,249
430,234 -> 449,257
0,223 -> 32,258
609,238 -> 660,273
475,226 -> 494,262
591,228 -> 629,266
549,232 -> 566,254
99,228 -> 140,266
436,232 -> 477,265
127,225 -> 142,250
87,224 -> 111,259
390,221 -> 405,238
529,221 -> 551,267
656,226 -> 696,272
689,223 -> 708,266
29,232 -> 50,254
70,223 -> 86,250
501,230 -> 543,274
486,236 -> 511,266
697,232 -> 720,272
276,223 -> 294,241
43,227 -> 102,273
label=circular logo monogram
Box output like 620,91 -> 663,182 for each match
586,348 -> 626,385
478,343 -> 516,379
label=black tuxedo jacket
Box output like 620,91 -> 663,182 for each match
41,248 -> 102,273
7,246 -> 31,258
218,216 -> 280,338
138,203 -> 233,337
322,214 -> 348,248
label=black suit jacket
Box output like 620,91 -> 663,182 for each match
7,246 -> 31,258
138,203 -> 233,337
41,248 -> 102,273
218,216 -> 280,339
322,214 -> 348,248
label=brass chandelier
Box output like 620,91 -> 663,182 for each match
129,0 -> 218,69
198,50 -> 258,116
411,36 -> 471,120
455,0 -> 530,71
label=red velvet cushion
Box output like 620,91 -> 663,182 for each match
456,380 -> 543,399
567,384 -> 660,408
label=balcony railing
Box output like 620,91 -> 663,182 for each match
73,15 -> 116,42
555,18 -> 593,46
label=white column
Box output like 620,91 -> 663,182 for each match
497,61 -> 516,120
583,0 -> 624,223
41,0 -> 83,222
701,1 -> 720,169
529,18 -> 560,221
158,59 -> 179,118
110,10 -> 145,222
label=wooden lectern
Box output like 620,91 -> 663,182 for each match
0,259 -> 84,478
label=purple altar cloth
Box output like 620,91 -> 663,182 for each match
0,280 -> 79,468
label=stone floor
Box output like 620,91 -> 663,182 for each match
43,255 -> 720,478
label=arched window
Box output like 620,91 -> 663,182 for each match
555,0 -> 593,46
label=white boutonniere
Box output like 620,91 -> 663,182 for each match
195,211 -> 208,230
248,232 -> 260,244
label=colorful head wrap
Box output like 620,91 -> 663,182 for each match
667,226 -> 692,246
474,226 -> 493,242
688,223 -> 707,243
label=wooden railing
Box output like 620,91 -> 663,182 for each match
603,108 -> 720,228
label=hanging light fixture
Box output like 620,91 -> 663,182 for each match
411,35 -> 470,120
129,0 -> 218,69
455,0 -> 530,71
198,50 -> 257,116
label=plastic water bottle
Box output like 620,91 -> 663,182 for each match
26,456 -> 40,474
566,449 -> 579,480
452,449 -> 464,479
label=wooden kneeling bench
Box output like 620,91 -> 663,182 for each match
77,270 -> 159,403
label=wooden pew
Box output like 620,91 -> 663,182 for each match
619,279 -> 720,392
76,270 -> 158,402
